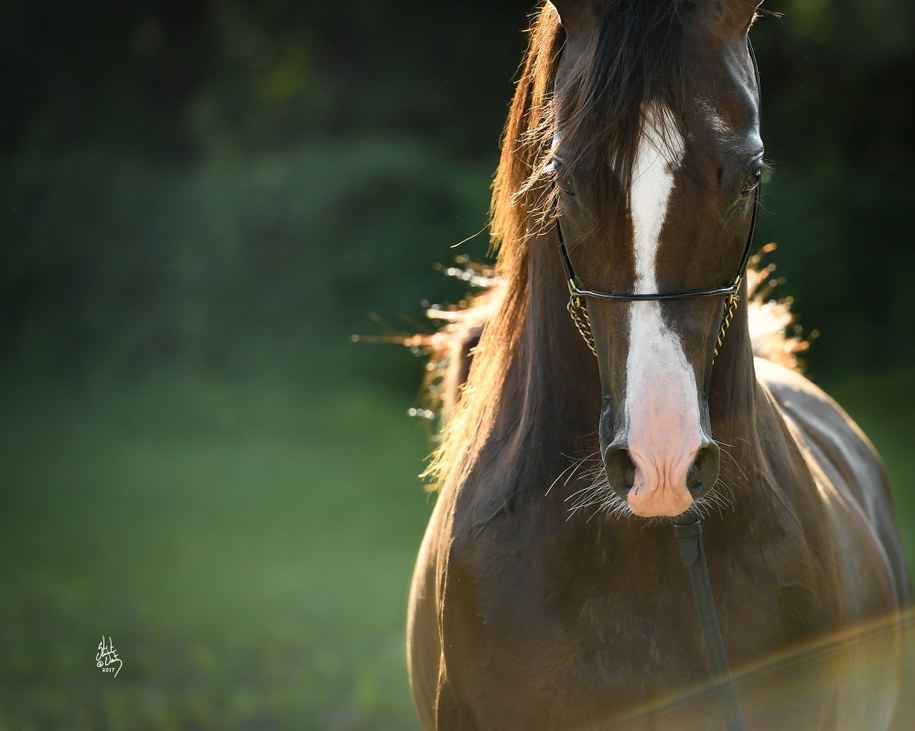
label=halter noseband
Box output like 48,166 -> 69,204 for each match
554,186 -> 759,361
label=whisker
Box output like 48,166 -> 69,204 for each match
717,439 -> 749,484
546,456 -> 588,496
561,450 -> 636,522
558,440 -> 748,524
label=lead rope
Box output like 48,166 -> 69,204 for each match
675,519 -> 746,731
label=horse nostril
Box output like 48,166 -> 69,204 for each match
687,442 -> 721,498
603,444 -> 636,498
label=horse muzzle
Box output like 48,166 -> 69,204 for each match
600,410 -> 720,518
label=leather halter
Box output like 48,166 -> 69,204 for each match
554,185 -> 759,360
555,38 -> 761,364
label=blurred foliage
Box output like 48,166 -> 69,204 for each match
2,0 -> 914,381
750,0 -> 915,377
1,137 -> 491,382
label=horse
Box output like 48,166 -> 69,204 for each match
405,2 -> 913,729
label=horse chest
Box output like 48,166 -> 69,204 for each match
438,510 -> 826,727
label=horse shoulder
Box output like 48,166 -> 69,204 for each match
423,469 -> 628,729
754,357 -> 911,613
407,488 -> 484,730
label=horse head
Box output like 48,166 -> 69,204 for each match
549,0 -> 764,518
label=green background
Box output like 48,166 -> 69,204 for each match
2,1 -> 913,728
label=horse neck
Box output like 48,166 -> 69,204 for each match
485,229 -> 604,473
707,289 -> 763,462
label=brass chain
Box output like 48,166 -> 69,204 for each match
713,276 -> 742,363
567,295 -> 598,357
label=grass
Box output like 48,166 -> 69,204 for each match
0,363 -> 912,729
0,364 -> 431,730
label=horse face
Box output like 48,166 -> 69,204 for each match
553,4 -> 763,518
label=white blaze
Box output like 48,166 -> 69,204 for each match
624,106 -> 701,516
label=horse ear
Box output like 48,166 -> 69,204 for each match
710,0 -> 765,34
548,0 -> 601,38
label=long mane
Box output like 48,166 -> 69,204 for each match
416,7 -> 561,490
418,2 -> 802,490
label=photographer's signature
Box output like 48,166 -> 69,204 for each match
96,635 -> 123,678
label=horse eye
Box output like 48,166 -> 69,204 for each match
740,167 -> 762,197
547,157 -> 576,198
560,183 -> 577,198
